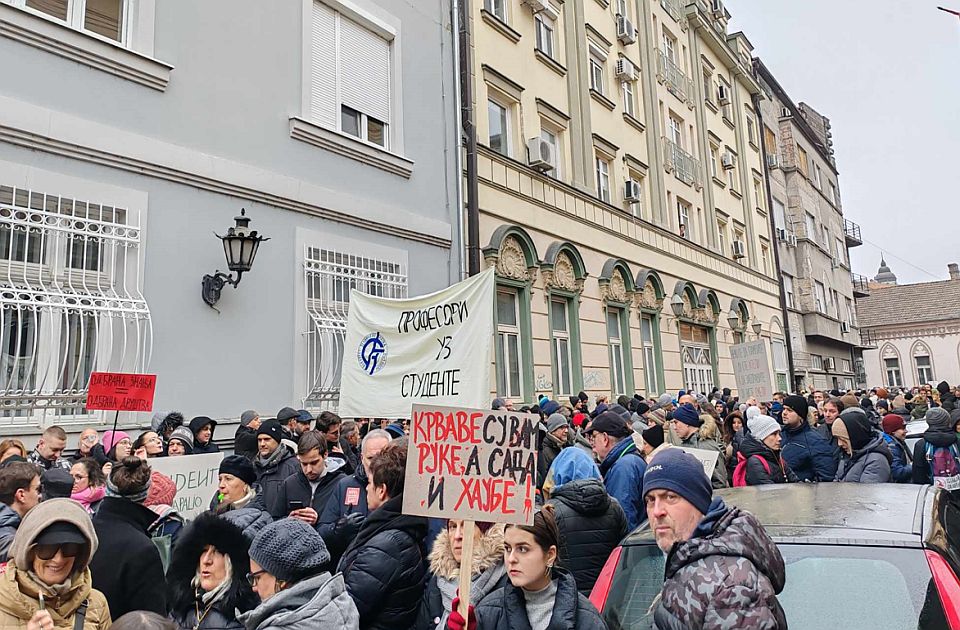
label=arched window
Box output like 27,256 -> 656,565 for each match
542,242 -> 587,397
635,269 -> 665,397
674,282 -> 719,395
599,258 -> 635,397
911,341 -> 935,386
880,344 -> 903,388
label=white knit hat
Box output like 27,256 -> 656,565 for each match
748,414 -> 781,441
745,405 -> 761,421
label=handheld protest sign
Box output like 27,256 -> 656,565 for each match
458,520 -> 476,619
85,372 -> 157,412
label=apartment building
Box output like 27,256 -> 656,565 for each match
754,60 -> 863,392
471,0 -> 783,402
0,0 -> 460,433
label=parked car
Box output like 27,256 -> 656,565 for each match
590,484 -> 960,630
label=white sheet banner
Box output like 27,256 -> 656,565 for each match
148,452 -> 223,519
338,268 -> 495,418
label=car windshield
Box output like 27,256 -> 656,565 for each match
602,544 -> 949,630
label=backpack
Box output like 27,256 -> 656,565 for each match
924,443 -> 960,490
732,452 -> 771,487
147,506 -> 185,573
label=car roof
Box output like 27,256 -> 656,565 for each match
624,484 -> 935,546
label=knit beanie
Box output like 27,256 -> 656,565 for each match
748,414 -> 781,441
745,406 -> 761,421
540,400 -> 561,417
644,449 -> 712,515
636,401 -> 650,416
840,394 -> 859,410
876,387 -> 889,399
925,407 -> 952,430
881,414 -> 905,435
106,458 -> 152,504
145,471 -> 177,507
219,454 -> 257,486
257,419 -> 285,445
783,395 -> 809,420
672,403 -> 703,428
568,396 -> 580,408
655,393 -> 673,409
249,518 -> 331,582
385,423 -> 405,439
876,400 -> 889,412
168,426 -> 194,452
491,398 -> 506,410
240,410 -> 259,427
102,430 -> 130,454
545,413 -> 567,434
642,423 -> 664,449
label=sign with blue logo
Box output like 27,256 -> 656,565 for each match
358,332 -> 387,375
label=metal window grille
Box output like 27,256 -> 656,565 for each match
0,185 -> 151,426
303,247 -> 407,411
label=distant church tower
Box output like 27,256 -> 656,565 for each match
875,257 -> 897,285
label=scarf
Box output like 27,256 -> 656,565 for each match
105,474 -> 151,504
256,443 -> 288,470
230,486 -> 257,510
27,570 -> 74,597
191,554 -> 234,606
71,486 -> 106,513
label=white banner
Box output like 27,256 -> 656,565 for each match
338,268 -> 495,418
730,340 -> 773,402
148,452 -> 223,519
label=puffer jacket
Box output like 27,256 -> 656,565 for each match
546,478 -> 628,594
236,572 -> 359,630
739,434 -> 798,485
0,503 -> 20,564
473,567 -> 605,630
835,433 -> 892,483
337,494 -> 428,630
780,420 -> 838,482
881,433 -> 913,483
653,497 -> 787,630
0,499 -> 111,630
254,443 -> 300,518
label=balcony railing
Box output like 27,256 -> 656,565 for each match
859,328 -> 878,348
662,137 -> 702,188
660,0 -> 684,22
656,50 -> 693,102
851,273 -> 870,298
844,219 -> 862,247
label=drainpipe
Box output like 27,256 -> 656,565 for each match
455,0 -> 481,277
450,0 -> 467,280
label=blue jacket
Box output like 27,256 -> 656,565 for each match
882,433 -> 913,483
781,421 -> 838,482
598,438 -> 646,531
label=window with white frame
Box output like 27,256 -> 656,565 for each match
496,289 -> 523,399
814,281 -> 826,314
551,298 -> 573,396
312,2 -> 393,148
760,242 -> 770,276
725,150 -> 738,189
811,354 -> 824,371
535,12 -> 555,58
753,177 -> 764,211
710,144 -> 720,179
14,0 -> 128,42
607,308 -> 626,396
615,0 -> 628,17
541,125 -> 561,179
916,354 -> 934,385
669,115 -> 683,148
703,69 -> 714,105
784,275 -> 795,309
680,322 -> 714,395
841,358 -> 852,373
622,78 -> 637,118
589,46 -> 606,94
746,113 -> 757,146
595,155 -> 611,203
717,218 -> 727,255
773,198 -> 787,233
640,314 -> 659,396
813,164 -> 822,188
835,238 -> 846,266
627,172 -> 645,220
677,198 -> 692,240
487,98 -> 510,156
662,30 -> 677,64
830,182 -> 839,206
885,357 -> 903,388
805,212 -> 817,241
484,0 -> 507,22
846,297 -> 856,327
772,339 -> 789,392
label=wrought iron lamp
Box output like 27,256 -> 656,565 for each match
201,209 -> 269,308
752,319 -> 763,336
727,309 -> 741,331
670,293 -> 685,317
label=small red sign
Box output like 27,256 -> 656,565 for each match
345,487 -> 361,506
85,372 -> 157,412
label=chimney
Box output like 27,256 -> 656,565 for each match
950,263 -> 960,281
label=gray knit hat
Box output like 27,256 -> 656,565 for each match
748,414 -> 781,441
249,518 -> 330,582
545,413 -> 567,433
652,393 -> 673,410
240,410 -> 259,427
925,407 -> 952,430
168,426 -> 194,450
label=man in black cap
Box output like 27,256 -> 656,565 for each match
276,407 -> 300,440
781,394 -> 838,482
668,403 -> 728,488
585,411 -> 647,530
254,417 -> 299,518
295,410 -> 314,439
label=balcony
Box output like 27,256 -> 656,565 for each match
858,328 -> 878,349
662,137 -> 702,189
851,273 -> 870,298
802,311 -> 846,344
660,0 -> 684,22
844,219 -> 862,247
656,50 -> 694,102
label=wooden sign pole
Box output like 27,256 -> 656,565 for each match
457,520 -> 476,619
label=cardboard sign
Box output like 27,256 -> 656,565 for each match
676,446 -> 719,479
402,404 -> 538,525
148,452 -> 223,519
85,372 -> 157,412
730,340 -> 773,402
338,269 -> 494,418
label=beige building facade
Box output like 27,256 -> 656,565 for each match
469,0 -> 783,403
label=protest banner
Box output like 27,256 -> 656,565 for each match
677,446 -> 719,479
730,340 -> 773,402
85,372 -> 157,412
338,268 -> 494,418
149,452 -> 223,519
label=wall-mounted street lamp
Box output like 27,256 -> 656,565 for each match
670,293 -> 685,318
726,309 -> 741,331
201,209 -> 269,308
751,319 -> 763,336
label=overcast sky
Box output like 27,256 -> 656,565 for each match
724,0 -> 960,285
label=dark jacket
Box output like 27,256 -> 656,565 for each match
255,443 -> 300,518
318,465 -> 370,567
780,420 -> 838,482
912,423 -> 960,485
882,433 -> 913,483
0,503 -> 20,563
167,513 -> 258,630
190,417 -> 221,454
68,443 -> 108,466
937,382 -> 956,412
89,496 -> 167,619
275,466 -> 345,521
546,478 -> 627,594
337,494 -> 428,630
234,425 -> 258,461
835,433 -> 892,483
473,567 -> 606,630
739,434 -> 798,485
652,497 -> 787,629
537,433 -> 565,489
598,437 -> 647,531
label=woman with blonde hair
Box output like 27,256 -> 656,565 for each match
0,438 -> 26,463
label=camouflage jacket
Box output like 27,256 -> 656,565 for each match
653,498 -> 787,630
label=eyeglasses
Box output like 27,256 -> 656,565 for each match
34,543 -> 81,560
81,435 -> 98,444
245,569 -> 267,586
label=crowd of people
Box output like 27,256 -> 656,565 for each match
0,380 -> 955,629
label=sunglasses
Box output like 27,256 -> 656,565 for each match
246,569 -> 267,586
34,543 -> 81,560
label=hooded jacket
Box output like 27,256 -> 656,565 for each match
780,419 -> 838,482
738,434 -> 798,485
255,442 -> 300,519
937,381 -> 956,412
274,465 -> 345,521
414,525 -> 506,630
598,437 -> 647,531
0,499 -> 111,630
317,465 -> 370,567
337,494 -> 428,630
834,409 -> 892,483
881,433 -> 913,483
669,421 -> 728,489
912,408 -> 960,484
546,478 -> 628,594
537,432 -> 565,489
652,497 -> 787,630
190,417 -> 221,454
234,425 -> 258,461
167,513 -> 259,630
0,503 -> 21,564
236,572 -> 359,630
472,567 -> 606,630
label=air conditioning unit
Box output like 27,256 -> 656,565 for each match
840,321 -> 850,334
624,179 -> 641,202
823,357 -> 835,371
831,256 -> 841,269
776,227 -> 787,242
717,83 -> 730,105
711,0 -> 725,17
527,137 -> 556,172
615,58 -> 637,81
732,240 -> 746,259
721,152 -> 736,170
787,234 -> 798,247
617,15 -> 637,45
766,153 -> 779,169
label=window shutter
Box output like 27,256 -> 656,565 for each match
311,1 -> 337,129
338,15 -> 391,124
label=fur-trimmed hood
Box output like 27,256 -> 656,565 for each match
167,512 -> 259,621
428,523 -> 505,580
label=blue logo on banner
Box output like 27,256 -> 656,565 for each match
358,332 -> 387,375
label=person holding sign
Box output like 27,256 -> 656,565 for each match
447,506 -> 606,630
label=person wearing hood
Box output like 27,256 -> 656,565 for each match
937,381 -> 956,412
275,431 -> 345,523
253,419 -> 299,519
911,394 -> 930,420
168,426 -> 195,456
190,416 -> 221,455
738,415 -> 798,485
858,398 -> 882,430
211,455 -> 273,542
833,408 -> 892,483
152,411 -> 186,443
585,411 -> 647,531
89,456 -> 166,618
779,395 -> 838,482
337,442 -> 428,630
912,407 -> 960,485
0,498 -> 111,630
0,462 -> 41,563
414,520 -> 506,630
667,404 -> 728,488
167,513 -> 259,630
537,414 -> 568,489
881,414 -> 913,483
235,411 -> 261,461
237,518 -> 360,630
543,448 -> 627,594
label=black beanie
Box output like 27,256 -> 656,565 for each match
642,423 -> 664,448
219,454 -> 257,486
783,395 -> 809,420
257,419 -> 285,445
